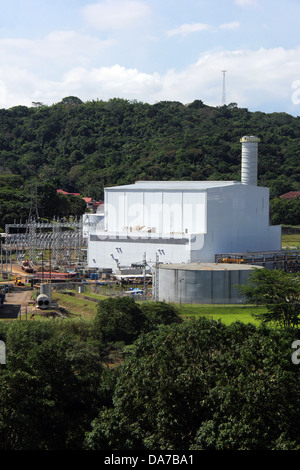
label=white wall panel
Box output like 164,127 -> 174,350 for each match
143,191 -> 163,231
126,191 -> 144,229
182,192 -> 206,233
161,191 -> 181,233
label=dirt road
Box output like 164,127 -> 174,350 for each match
1,262 -> 30,279
0,288 -> 33,319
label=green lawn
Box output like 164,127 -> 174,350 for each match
49,291 -> 266,326
176,303 -> 265,325
281,232 -> 300,249
52,291 -> 101,317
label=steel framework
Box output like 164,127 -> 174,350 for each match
3,217 -> 85,265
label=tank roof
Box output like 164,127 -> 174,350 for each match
158,262 -> 262,271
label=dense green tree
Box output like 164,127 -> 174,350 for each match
0,186 -> 30,225
270,197 -> 300,225
1,298 -> 300,450
0,321 -> 109,450
0,176 -> 86,229
95,298 -> 184,345
237,268 -> 300,329
140,301 -> 183,329
95,296 -> 148,344
85,318 -> 300,450
268,175 -> 298,198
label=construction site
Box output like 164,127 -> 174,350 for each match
0,215 -> 153,320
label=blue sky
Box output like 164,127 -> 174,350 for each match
1,0 -> 300,115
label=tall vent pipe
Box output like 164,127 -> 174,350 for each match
240,135 -> 260,185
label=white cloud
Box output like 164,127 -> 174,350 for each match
152,47 -> 300,112
0,31 -> 114,71
81,0 -> 151,31
167,23 -> 211,37
61,64 -> 162,97
235,0 -> 258,7
0,30 -> 116,107
167,21 -> 240,37
1,37 -> 300,115
42,31 -> 115,60
219,22 -> 240,31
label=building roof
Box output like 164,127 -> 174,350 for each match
105,180 -> 242,191
57,189 -> 81,196
280,191 -> 300,199
57,190 -> 103,206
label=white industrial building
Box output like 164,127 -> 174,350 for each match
87,136 -> 281,271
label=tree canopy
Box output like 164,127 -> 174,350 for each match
270,197 -> 300,225
237,268 -> 300,329
94,297 -> 182,344
85,317 -> 300,451
0,174 -> 86,230
1,297 -> 300,450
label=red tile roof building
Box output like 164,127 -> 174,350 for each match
280,191 -> 300,200
57,189 -> 103,213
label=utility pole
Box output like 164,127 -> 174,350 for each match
143,252 -> 146,301
153,252 -> 160,301
221,70 -> 227,106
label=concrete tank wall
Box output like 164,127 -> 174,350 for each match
156,263 -> 262,304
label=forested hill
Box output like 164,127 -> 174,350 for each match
0,96 -> 299,206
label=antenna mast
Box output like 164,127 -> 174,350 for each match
221,70 -> 227,106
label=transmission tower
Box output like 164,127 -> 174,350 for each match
221,70 -> 227,106
25,180 -> 40,261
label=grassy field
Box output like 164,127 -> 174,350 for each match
176,303 -> 265,325
281,232 -> 300,249
51,291 -> 101,318
52,290 -> 264,326
281,226 -> 300,250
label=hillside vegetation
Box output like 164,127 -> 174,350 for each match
0,97 -> 299,227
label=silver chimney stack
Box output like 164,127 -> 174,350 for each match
240,135 -> 260,185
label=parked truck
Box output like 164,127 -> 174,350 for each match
21,260 -> 34,273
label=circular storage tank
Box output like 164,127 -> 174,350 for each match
156,262 -> 263,304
